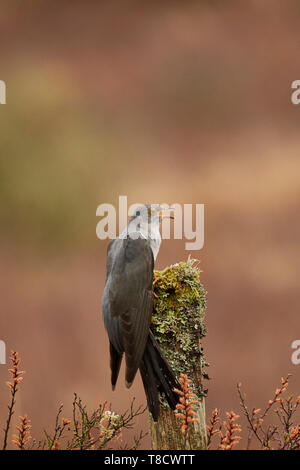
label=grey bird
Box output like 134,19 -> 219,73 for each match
102,204 -> 180,421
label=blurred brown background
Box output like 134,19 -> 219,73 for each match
0,0 -> 299,449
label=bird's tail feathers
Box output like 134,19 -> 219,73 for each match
139,332 -> 180,421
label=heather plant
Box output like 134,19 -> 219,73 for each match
206,375 -> 300,450
174,373 -> 200,449
1,350 -> 146,451
2,351 -> 299,450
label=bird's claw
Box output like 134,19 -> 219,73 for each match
153,277 -> 160,298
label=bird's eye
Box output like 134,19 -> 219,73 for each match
136,211 -> 140,216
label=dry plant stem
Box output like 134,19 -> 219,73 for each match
2,388 -> 17,450
206,408 -> 220,449
174,374 -> 200,450
2,351 -> 25,450
12,415 -> 32,449
42,396 -> 146,451
206,408 -> 241,450
218,411 -> 242,450
1,351 -> 146,451
237,375 -> 300,450
64,395 -> 146,450
44,404 -> 66,450
237,385 -> 264,448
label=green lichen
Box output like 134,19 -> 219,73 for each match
151,259 -> 208,398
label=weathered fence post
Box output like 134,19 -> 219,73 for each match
149,260 -> 208,450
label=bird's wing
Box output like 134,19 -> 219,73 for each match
105,238 -> 118,281
102,238 -> 125,388
108,236 -> 154,386
102,237 -> 124,353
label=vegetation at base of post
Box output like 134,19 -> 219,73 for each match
2,354 -> 300,450
152,259 -> 208,400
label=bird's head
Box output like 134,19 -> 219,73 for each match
130,204 -> 174,226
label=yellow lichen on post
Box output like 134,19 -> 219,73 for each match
150,259 -> 208,450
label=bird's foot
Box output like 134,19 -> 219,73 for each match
153,277 -> 160,298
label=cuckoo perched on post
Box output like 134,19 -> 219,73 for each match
102,204 -> 180,421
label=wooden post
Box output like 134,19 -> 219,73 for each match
150,260 -> 208,450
